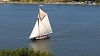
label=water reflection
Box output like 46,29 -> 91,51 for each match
30,39 -> 51,52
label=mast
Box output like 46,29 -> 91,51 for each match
38,15 -> 40,37
38,0 -> 40,37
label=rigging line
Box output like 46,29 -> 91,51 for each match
39,13 -> 46,21
53,20 -> 100,36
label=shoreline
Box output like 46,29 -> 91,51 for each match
0,2 -> 100,5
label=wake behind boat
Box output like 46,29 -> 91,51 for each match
29,8 -> 53,40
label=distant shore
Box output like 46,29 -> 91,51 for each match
0,2 -> 100,5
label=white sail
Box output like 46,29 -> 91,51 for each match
29,20 -> 39,39
29,8 -> 53,39
41,14 -> 53,34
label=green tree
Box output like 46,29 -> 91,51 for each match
34,0 -> 44,2
10,0 -> 20,2
0,47 -> 53,56
95,0 -> 100,3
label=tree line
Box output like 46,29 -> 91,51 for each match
73,0 -> 100,3
0,47 -> 53,56
8,0 -> 100,3
10,0 -> 44,2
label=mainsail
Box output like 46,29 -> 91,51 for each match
29,8 -> 53,39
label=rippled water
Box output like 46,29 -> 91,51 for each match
0,4 -> 100,56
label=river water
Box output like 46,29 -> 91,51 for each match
0,4 -> 100,56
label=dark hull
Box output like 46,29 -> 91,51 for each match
29,35 -> 50,40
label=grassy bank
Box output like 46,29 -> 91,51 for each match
0,47 -> 53,56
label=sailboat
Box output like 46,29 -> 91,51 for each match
29,8 -> 53,40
